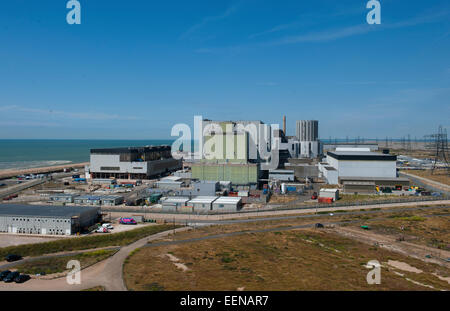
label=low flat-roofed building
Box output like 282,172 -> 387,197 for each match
187,196 -> 218,212
212,196 -> 243,212
181,180 -> 219,197
100,195 -> 124,206
74,195 -> 102,205
343,181 -> 376,194
49,193 -> 77,203
319,188 -> 339,201
0,204 -> 100,235
339,176 -> 410,188
161,196 -> 189,212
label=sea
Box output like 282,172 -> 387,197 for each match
0,139 -> 175,171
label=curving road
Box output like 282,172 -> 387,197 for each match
0,227 -> 190,291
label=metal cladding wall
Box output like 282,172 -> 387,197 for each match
191,163 -> 259,185
296,120 -> 319,142
326,155 -> 397,179
0,206 -> 99,235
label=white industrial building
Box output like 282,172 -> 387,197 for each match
319,148 -> 398,185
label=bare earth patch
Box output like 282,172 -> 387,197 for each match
387,260 -> 423,273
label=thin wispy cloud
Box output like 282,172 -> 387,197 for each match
180,3 -> 241,39
0,105 -> 142,121
266,10 -> 450,45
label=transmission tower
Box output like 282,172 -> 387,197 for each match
424,125 -> 449,174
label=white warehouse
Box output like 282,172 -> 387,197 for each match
319,148 -> 397,184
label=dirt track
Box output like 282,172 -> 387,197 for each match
0,227 -> 190,291
330,226 -> 450,267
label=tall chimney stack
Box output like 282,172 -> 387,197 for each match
283,115 -> 286,135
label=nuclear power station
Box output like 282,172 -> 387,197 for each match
296,120 -> 321,158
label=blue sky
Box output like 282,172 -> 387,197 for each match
0,0 -> 448,140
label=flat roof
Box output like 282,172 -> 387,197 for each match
160,176 -> 182,182
0,204 -> 99,218
163,197 -> 190,203
343,181 -> 376,186
50,193 -> 77,197
91,145 -> 171,154
339,176 -> 410,182
100,195 -> 124,200
320,188 -> 339,193
327,151 -> 396,161
213,196 -> 242,204
188,196 -> 218,204
269,170 -> 295,174
75,195 -> 101,200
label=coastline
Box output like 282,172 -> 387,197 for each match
0,162 -> 89,179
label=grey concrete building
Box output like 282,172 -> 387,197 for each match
90,145 -> 182,180
0,204 -> 100,235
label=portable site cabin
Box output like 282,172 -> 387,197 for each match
187,196 -> 218,212
161,197 -> 189,212
49,194 -> 77,204
319,189 -> 339,201
100,195 -> 124,206
212,196 -> 242,212
74,195 -> 102,205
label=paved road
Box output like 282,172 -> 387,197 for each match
103,199 -> 450,223
0,227 -> 190,291
401,171 -> 450,193
0,179 -> 47,200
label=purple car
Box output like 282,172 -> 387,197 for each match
119,218 -> 137,225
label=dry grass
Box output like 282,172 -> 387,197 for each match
268,194 -> 299,204
124,214 -> 450,291
367,214 -> 450,250
405,170 -> 450,186
15,249 -> 117,275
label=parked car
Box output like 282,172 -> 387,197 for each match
14,274 -> 30,283
0,183 -> 6,187
102,223 -> 114,229
3,271 -> 20,283
315,223 -> 324,228
0,270 -> 11,281
119,217 -> 137,225
5,254 -> 22,262
96,227 -> 109,233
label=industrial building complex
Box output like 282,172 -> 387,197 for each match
0,115 -> 435,240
